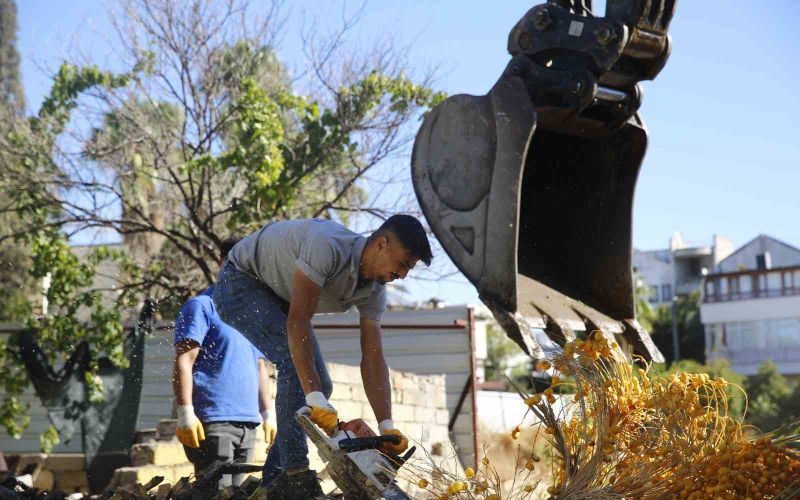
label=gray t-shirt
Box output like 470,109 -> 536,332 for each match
228,219 -> 387,321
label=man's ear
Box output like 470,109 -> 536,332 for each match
377,234 -> 389,251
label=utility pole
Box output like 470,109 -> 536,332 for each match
671,296 -> 681,361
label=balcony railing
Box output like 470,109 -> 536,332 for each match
703,265 -> 800,303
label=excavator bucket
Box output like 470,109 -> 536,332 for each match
412,0 -> 676,361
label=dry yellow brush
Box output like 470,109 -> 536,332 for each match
402,332 -> 800,499
523,332 -> 800,499
399,446 -> 542,500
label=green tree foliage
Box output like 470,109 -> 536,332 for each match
0,0 -> 23,110
486,321 -> 570,391
0,333 -> 30,438
0,0 -> 444,444
486,323 -> 524,384
0,63 -> 137,439
744,360 -> 800,432
0,0 -> 32,322
635,285 -> 705,364
633,273 -> 655,332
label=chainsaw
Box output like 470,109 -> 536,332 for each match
296,410 -> 416,500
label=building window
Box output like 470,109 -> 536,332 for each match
649,286 -> 659,303
661,284 -> 672,302
773,319 -> 800,348
688,258 -> 702,277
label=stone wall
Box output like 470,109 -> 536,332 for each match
12,453 -> 89,494
326,363 -> 451,453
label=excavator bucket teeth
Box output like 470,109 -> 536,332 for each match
413,0 -> 675,362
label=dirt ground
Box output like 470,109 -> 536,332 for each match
478,424 -> 554,499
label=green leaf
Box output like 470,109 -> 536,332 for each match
39,425 -> 60,453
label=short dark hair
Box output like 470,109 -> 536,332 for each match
220,236 -> 242,261
374,214 -> 433,266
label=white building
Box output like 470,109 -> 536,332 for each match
633,233 -> 733,305
700,235 -> 800,376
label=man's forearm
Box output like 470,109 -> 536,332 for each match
361,355 -> 391,423
258,359 -> 273,413
287,317 -> 322,395
173,358 -> 194,406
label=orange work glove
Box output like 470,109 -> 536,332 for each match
305,391 -> 338,434
261,409 -> 277,447
176,405 -> 206,448
379,419 -> 409,454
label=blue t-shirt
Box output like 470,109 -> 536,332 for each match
174,286 -> 263,423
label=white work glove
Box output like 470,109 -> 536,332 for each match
304,391 -> 338,434
261,408 -> 277,447
176,405 -> 205,448
379,419 -> 409,455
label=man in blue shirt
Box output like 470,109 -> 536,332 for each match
172,237 -> 276,490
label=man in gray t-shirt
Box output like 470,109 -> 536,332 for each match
213,215 -> 432,498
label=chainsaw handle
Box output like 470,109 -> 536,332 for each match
338,435 -> 400,452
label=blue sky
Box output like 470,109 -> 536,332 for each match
17,1 -> 800,305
